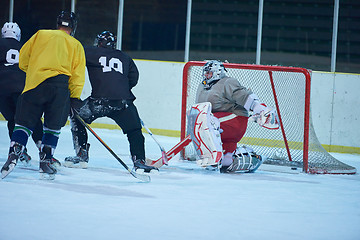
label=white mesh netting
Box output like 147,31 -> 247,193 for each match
181,61 -> 356,174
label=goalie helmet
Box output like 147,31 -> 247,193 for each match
202,60 -> 227,89
1,22 -> 21,41
57,11 -> 77,36
95,31 -> 116,49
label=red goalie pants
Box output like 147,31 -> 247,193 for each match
213,112 -> 248,154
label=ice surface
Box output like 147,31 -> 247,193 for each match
0,121 -> 359,240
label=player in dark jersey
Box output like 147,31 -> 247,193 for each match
0,22 -> 60,167
64,30 -> 158,173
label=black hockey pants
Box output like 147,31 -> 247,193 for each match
15,74 -> 70,132
0,92 -> 43,142
70,97 -> 146,160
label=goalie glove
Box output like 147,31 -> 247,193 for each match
249,102 -> 279,130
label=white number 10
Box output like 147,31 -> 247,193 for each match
99,56 -> 123,73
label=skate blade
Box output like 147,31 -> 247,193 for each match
135,168 -> 160,175
63,161 -> 87,169
1,163 -> 16,179
52,162 -> 62,170
80,162 -> 88,169
205,165 -> 220,171
63,161 -> 76,168
20,161 -> 32,167
40,172 -> 56,180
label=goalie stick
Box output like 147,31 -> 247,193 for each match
146,135 -> 192,168
74,113 -> 151,183
140,119 -> 168,166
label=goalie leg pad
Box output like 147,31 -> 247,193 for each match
220,146 -> 263,173
187,102 -> 223,167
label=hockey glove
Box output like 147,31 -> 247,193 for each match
70,98 -> 84,117
250,102 -> 279,130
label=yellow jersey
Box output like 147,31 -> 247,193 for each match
19,29 -> 86,98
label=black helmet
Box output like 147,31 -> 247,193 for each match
95,31 -> 116,49
57,11 -> 77,36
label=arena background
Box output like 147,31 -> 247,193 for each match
1,0 -> 359,154
1,0 -> 359,73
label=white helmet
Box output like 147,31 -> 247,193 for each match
202,60 -> 227,89
2,22 -> 21,41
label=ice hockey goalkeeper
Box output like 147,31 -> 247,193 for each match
189,60 -> 279,173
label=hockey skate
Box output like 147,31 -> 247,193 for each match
220,146 -> 263,173
19,148 -> 31,166
39,146 -> 57,180
64,143 -> 90,169
1,143 -> 24,179
132,156 -> 159,173
51,157 -> 61,169
35,141 -> 61,169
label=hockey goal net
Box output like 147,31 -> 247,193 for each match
181,61 -> 356,174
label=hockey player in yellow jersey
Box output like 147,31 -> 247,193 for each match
1,11 -> 86,180
19,20 -> 85,97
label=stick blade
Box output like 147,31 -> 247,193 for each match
131,170 -> 151,182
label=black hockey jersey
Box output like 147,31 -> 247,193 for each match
0,38 -> 26,95
85,46 -> 139,101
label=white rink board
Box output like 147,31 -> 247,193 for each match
80,60 -> 360,150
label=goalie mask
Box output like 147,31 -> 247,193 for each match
95,31 -> 117,49
202,60 -> 227,89
57,11 -> 78,36
1,22 -> 21,41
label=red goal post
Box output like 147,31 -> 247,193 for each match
181,61 -> 356,174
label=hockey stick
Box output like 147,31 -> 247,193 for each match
140,119 -> 168,166
146,134 -> 192,168
74,113 -> 150,183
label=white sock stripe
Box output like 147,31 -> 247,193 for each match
218,113 -> 237,123
43,127 -> 61,136
14,124 -> 33,136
